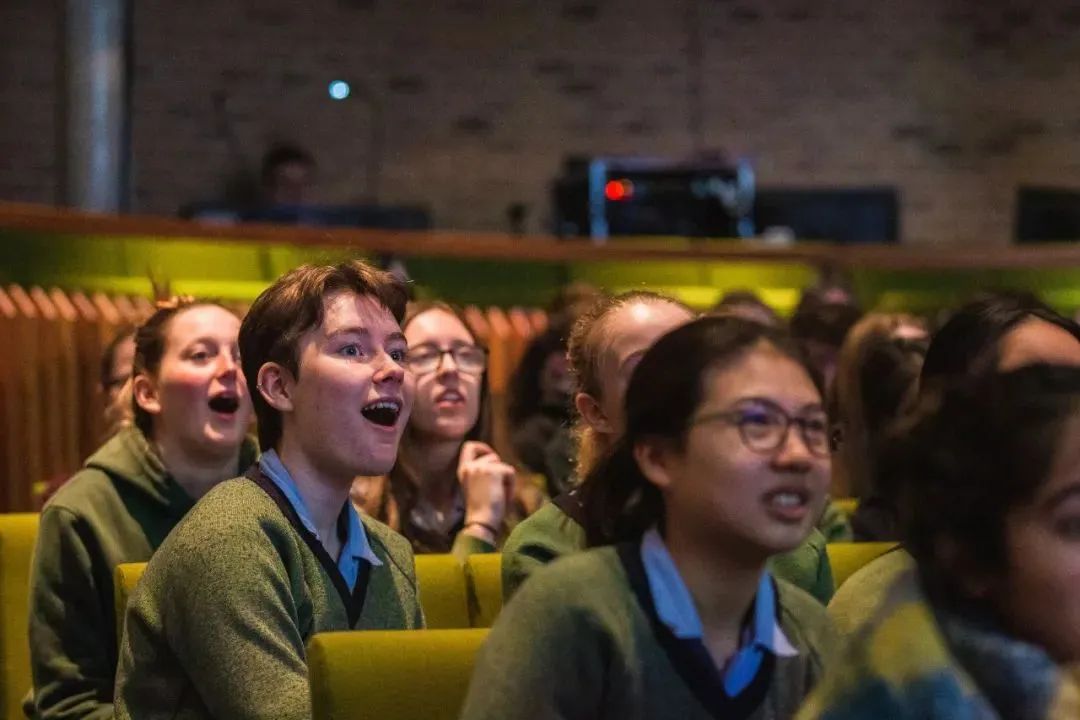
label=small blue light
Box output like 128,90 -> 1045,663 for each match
328,80 -> 351,100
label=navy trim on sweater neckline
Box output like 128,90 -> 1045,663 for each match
551,489 -> 586,526
245,465 -> 372,626
616,543 -> 776,720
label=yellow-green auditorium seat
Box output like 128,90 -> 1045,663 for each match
414,554 -> 470,629
0,514 -> 39,720
826,541 -> 898,590
832,497 -> 858,518
308,629 -> 488,720
114,563 -> 146,643
464,553 -> 502,628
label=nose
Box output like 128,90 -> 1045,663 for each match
772,424 -> 814,471
436,350 -> 460,377
374,350 -> 406,385
216,351 -> 239,378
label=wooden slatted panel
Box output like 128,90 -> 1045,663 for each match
68,291 -> 109,456
7,286 -> 43,511
112,295 -> 141,325
506,307 -> 534,374
31,287 -> 80,479
461,306 -> 490,346
527,308 -> 548,335
0,289 -> 20,511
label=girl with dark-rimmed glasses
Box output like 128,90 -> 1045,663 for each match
462,316 -> 836,720
351,301 -> 537,559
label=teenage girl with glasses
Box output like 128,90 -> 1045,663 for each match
462,316 -> 836,720
351,301 -> 535,558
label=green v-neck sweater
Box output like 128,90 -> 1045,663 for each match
463,545 -> 836,720
114,470 -> 423,720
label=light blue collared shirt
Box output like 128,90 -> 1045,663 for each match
259,450 -> 382,591
640,527 -> 798,696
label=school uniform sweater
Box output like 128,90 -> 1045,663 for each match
113,468 -> 423,720
827,547 -> 914,638
26,427 -> 257,720
501,494 -> 835,604
799,564 -> 1080,719
462,545 -> 836,720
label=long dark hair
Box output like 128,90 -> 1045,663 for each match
388,301 -> 493,551
889,365 -> 1080,614
920,292 -> 1080,393
578,316 -> 820,546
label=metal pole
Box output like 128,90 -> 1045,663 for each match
63,0 -> 127,212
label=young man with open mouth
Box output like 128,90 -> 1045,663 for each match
114,260 -> 422,720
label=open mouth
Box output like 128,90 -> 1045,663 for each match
207,393 -> 240,415
762,487 -> 811,519
361,399 -> 402,427
436,389 -> 465,405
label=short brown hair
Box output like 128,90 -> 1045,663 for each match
240,260 -> 409,451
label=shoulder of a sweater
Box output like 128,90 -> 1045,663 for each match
776,579 -> 833,646
173,479 -> 286,541
43,466 -> 123,516
518,548 -> 627,609
515,501 -> 586,548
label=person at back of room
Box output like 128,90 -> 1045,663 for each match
502,291 -> 837,604
351,302 -> 539,559
506,316 -> 575,496
100,326 -> 137,435
114,261 -> 423,720
828,293 -> 1080,638
828,313 -> 928,542
799,364 -> 1080,718
711,289 -> 781,327
462,317 -> 837,720
27,299 -> 255,720
789,291 -> 862,392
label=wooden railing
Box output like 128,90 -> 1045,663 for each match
4,201 -> 1080,270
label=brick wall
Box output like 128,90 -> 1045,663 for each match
7,0 -> 1080,244
1,0 -> 59,206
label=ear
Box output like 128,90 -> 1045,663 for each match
633,437 -> 677,492
575,392 -> 614,435
132,373 -> 161,417
257,362 -> 296,413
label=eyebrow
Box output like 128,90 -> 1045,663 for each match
1041,484 -> 1080,511
735,396 -> 825,413
325,327 -> 407,345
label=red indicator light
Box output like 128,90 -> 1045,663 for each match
604,179 -> 634,201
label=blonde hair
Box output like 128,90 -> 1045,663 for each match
566,291 -> 693,480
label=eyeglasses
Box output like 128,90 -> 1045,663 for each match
692,398 -> 830,458
404,344 -> 487,375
